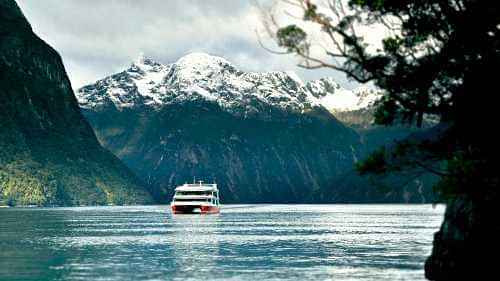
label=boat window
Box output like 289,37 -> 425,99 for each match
174,198 -> 207,202
176,191 -> 212,196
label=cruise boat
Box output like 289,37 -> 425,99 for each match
170,181 -> 220,214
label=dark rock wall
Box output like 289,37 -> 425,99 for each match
0,0 -> 152,206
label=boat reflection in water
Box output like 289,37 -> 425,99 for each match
169,211 -> 222,280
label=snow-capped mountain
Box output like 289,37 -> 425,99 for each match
306,79 -> 381,112
75,53 -> 365,203
75,52 -> 433,204
76,52 -> 380,114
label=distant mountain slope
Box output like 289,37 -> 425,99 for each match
0,0 -> 152,206
77,53 -> 434,203
316,87 -> 437,203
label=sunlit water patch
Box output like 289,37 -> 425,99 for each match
0,204 -> 444,281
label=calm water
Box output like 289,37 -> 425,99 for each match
0,204 -> 444,281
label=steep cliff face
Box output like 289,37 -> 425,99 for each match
0,0 -> 152,206
82,98 -> 361,203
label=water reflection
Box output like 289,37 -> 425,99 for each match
0,205 -> 445,281
169,214 -> 222,279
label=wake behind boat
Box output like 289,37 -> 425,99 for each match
170,181 -> 220,214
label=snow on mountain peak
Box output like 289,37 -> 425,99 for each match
170,52 -> 237,85
176,52 -> 233,68
285,71 -> 304,86
76,52 -> 380,114
304,78 -> 381,112
131,54 -> 164,72
306,77 -> 341,98
351,86 -> 381,110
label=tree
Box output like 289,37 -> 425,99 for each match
262,0 -> 500,279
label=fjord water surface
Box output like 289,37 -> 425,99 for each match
0,205 -> 444,281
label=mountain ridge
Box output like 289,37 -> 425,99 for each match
76,52 -> 381,117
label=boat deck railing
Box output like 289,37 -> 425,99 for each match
183,183 -> 217,187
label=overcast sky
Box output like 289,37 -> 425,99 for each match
17,0 -> 360,90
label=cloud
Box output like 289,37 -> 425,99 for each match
16,0 -> 360,89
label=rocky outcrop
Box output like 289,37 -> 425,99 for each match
0,0 -> 152,206
425,196 -> 499,280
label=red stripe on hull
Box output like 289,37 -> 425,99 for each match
200,205 -> 220,214
171,205 -> 220,214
